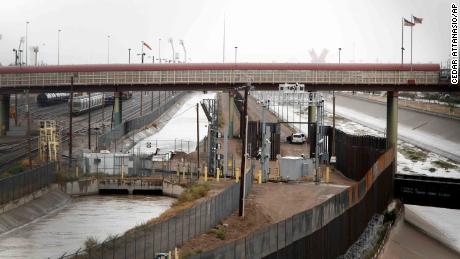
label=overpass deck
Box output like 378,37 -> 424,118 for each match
0,63 -> 455,92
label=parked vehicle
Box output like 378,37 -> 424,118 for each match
286,133 -> 306,144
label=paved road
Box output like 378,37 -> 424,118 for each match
326,93 -> 460,162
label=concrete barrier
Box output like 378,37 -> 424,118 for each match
55,178 -> 99,196
162,180 -> 185,197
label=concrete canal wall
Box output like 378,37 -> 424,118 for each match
0,190 -> 70,235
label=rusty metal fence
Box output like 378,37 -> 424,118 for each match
329,127 -> 387,181
0,162 -> 56,206
189,147 -> 394,259
61,168 -> 254,259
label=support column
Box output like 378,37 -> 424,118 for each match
228,91 -> 234,138
0,94 -> 10,136
386,91 -> 399,151
114,92 -> 122,126
307,92 -> 316,158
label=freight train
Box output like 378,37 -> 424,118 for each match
71,93 -> 104,115
37,93 -> 70,106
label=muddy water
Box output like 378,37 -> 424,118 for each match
0,195 -> 174,259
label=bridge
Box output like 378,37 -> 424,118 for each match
395,174 -> 460,209
0,63 -> 455,93
0,63 -> 458,211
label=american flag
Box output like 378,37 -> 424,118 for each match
404,18 -> 415,26
143,41 -> 152,50
413,16 -> 423,24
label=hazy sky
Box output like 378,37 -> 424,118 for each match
0,0 -> 453,66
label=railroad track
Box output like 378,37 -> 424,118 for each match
0,92 -> 174,173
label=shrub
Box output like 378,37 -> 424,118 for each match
84,236 -> 99,250
175,183 -> 210,205
215,227 -> 226,240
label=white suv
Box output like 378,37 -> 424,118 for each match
287,133 -> 306,144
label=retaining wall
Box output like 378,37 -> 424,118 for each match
0,190 -> 70,235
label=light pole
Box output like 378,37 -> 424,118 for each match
128,48 -> 131,64
234,46 -> 238,64
57,29 -> 61,65
158,38 -> 161,63
179,40 -> 187,63
25,21 -> 29,65
168,38 -> 175,63
107,35 -> 110,64
13,49 -> 18,65
332,48 -> 341,160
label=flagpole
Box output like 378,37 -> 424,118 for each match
411,14 -> 413,70
401,18 -> 404,65
223,15 -> 226,63
141,41 -> 144,64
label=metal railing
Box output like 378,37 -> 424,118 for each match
98,92 -> 185,148
0,162 -> 55,206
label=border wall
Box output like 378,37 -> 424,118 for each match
189,131 -> 393,259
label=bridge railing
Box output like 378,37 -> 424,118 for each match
0,69 -> 439,87
0,162 -> 55,206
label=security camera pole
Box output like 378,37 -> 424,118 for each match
239,85 -> 249,217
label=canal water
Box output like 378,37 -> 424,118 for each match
0,195 -> 174,259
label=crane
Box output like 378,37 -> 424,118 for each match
14,37 -> 25,66
179,40 -> 187,63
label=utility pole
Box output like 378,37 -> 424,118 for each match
107,35 -> 110,64
26,89 -> 32,168
332,48 -> 341,159
69,77 -> 74,169
57,29 -> 61,65
168,38 -> 175,63
223,16 -> 226,63
88,92 -> 91,150
158,38 -> 161,63
140,42 -> 144,116
239,86 -> 249,217
140,92 -> 143,117
25,21 -> 29,66
179,40 -> 187,63
151,91 -> 154,111
196,103 -> 200,176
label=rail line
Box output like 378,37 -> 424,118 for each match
0,91 -> 175,173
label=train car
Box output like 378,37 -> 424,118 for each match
104,91 -> 132,104
121,91 -> 133,100
37,93 -> 70,106
71,93 -> 104,115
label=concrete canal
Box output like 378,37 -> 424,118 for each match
0,195 -> 174,259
